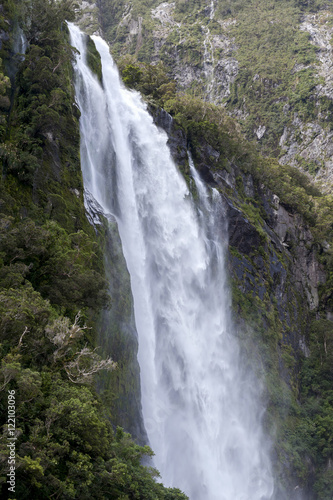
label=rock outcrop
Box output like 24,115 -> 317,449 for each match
93,1 -> 333,189
152,107 -> 326,337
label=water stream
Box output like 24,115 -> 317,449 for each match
202,0 -> 216,101
69,23 -> 275,500
202,23 -> 216,101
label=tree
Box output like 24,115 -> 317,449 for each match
46,313 -> 117,384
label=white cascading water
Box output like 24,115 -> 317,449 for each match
69,23 -> 275,500
202,23 -> 215,101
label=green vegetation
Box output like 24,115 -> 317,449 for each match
118,43 -> 333,496
0,0 -> 331,497
0,1 -> 188,499
6,1 -> 78,186
224,0 -> 328,154
99,0 -> 333,169
118,55 -> 176,104
293,319 -> 333,497
0,59 -> 10,140
86,35 -> 102,82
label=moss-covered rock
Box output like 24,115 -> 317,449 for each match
151,100 -> 332,497
86,35 -> 102,82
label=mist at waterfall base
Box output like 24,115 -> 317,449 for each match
69,23 -> 276,500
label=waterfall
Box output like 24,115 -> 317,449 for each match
202,23 -> 216,101
6,26 -> 27,85
69,23 -> 275,500
209,0 -> 216,20
12,27 -> 27,56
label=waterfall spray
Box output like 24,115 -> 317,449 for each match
69,23 -> 275,500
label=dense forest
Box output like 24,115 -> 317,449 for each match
0,0 -> 332,499
0,1 -> 187,498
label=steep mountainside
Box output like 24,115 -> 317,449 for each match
149,101 -> 333,499
0,1 -> 187,498
96,0 -> 333,191
0,0 -> 332,499
85,0 -> 333,498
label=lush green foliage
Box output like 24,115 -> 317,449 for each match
118,56 -> 176,105
86,35 -> 102,82
0,0 -> 331,497
100,0 -> 333,164
0,354 -> 188,499
0,58 -> 10,141
224,0 -> 330,154
0,217 -> 109,315
119,44 -> 333,497
0,2 -> 188,499
4,1 -> 78,185
281,318 -> 333,497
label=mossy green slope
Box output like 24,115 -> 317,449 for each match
98,0 -> 333,187
118,57 -> 333,496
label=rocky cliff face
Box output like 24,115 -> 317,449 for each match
75,0 -> 100,34
93,0 -> 333,191
279,11 -> 333,190
153,105 -> 325,338
150,105 -> 329,498
73,1 -> 333,496
84,194 -> 147,443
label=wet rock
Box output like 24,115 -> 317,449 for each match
226,200 -> 262,254
243,173 -> 254,198
150,105 -> 188,167
213,168 -> 236,190
0,29 -> 9,49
